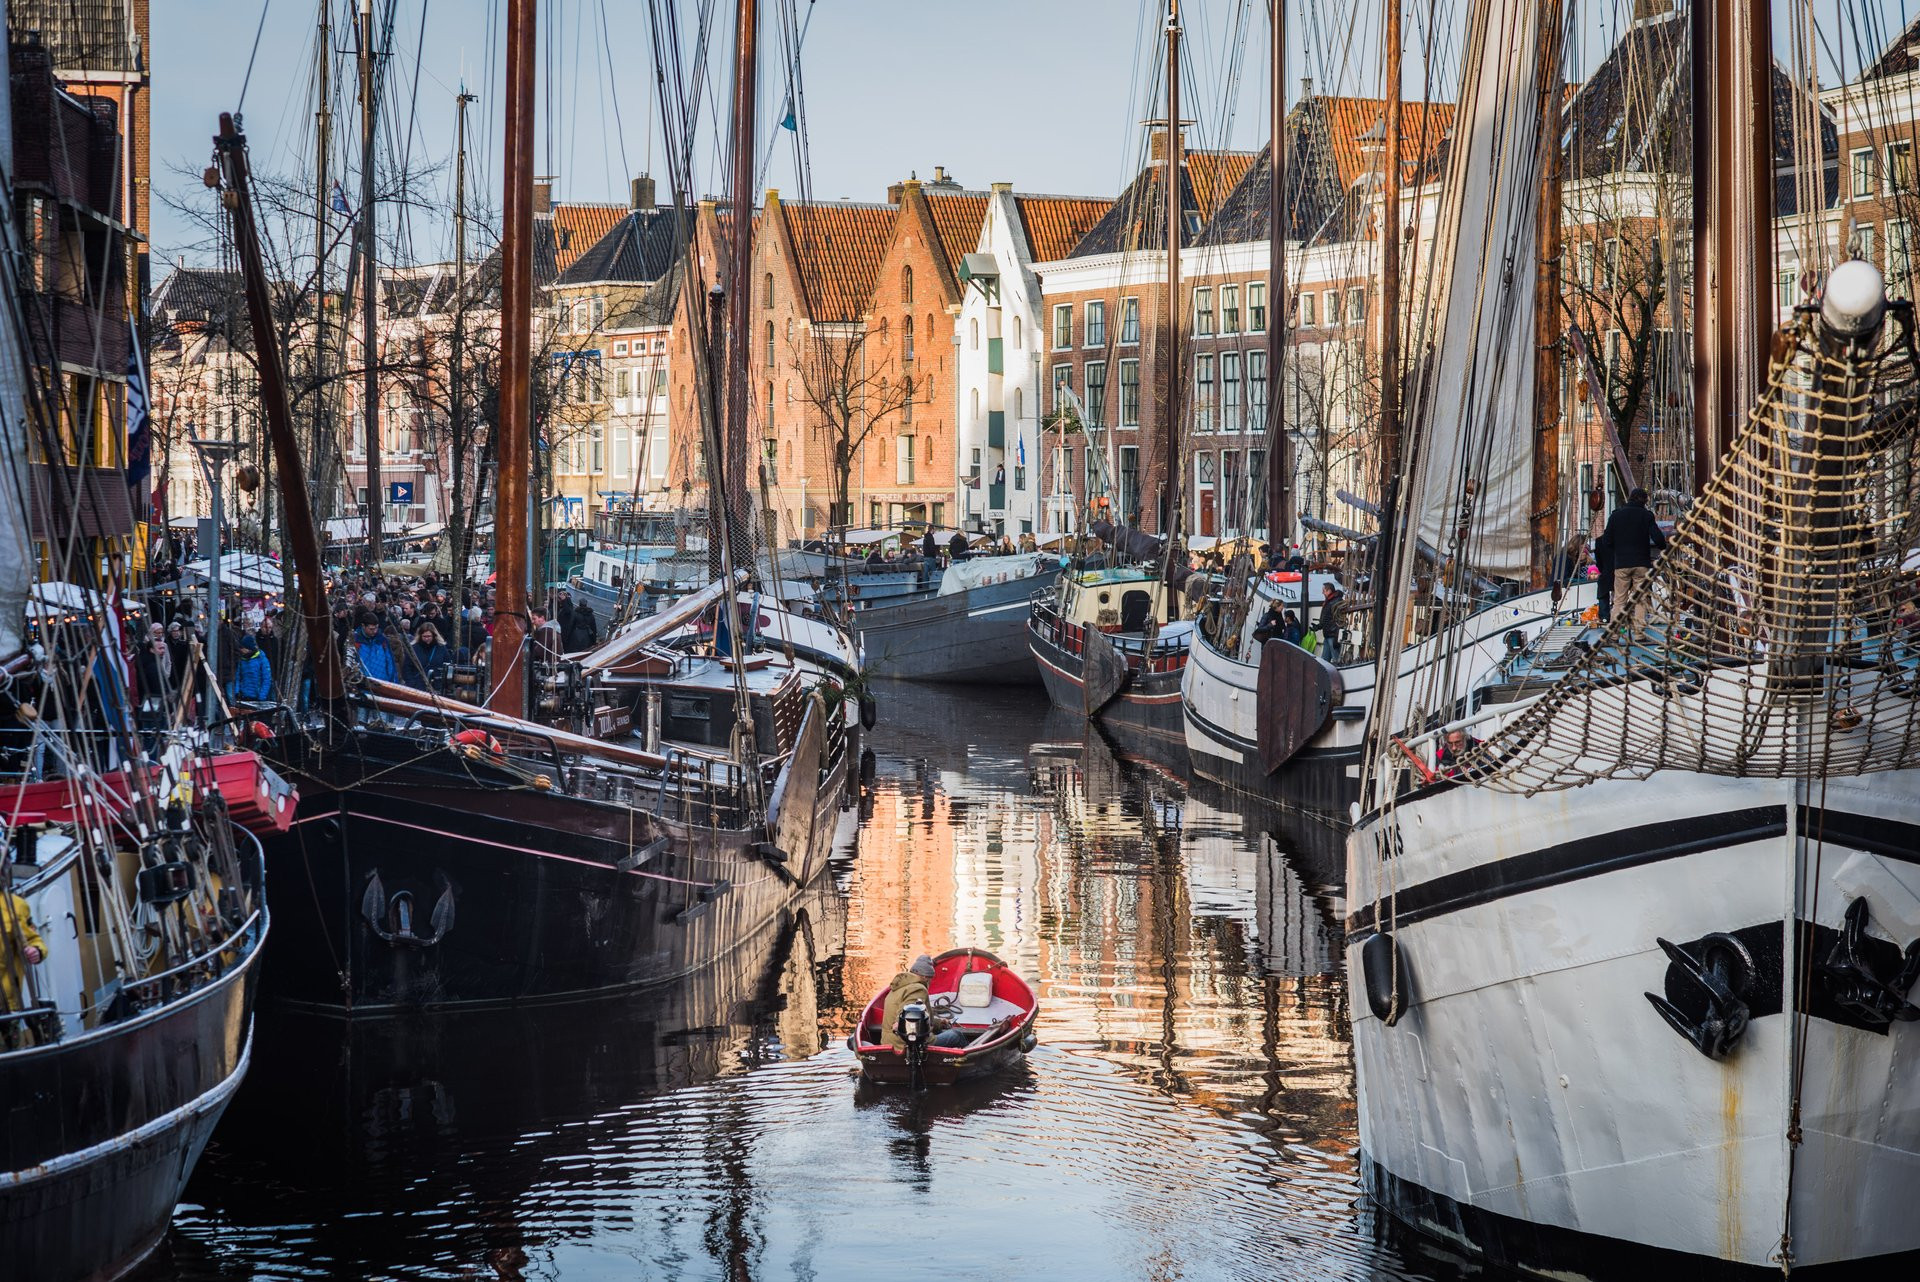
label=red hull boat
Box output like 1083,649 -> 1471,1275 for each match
853,948 -> 1038,1087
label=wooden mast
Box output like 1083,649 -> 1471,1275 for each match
1163,0 -> 1184,539
357,0 -> 382,568
489,0 -> 535,714
1691,0 -> 1774,494
1530,0 -> 1567,588
724,0 -> 758,572
1369,0 -> 1402,657
1265,0 -> 1291,553
449,86 -> 475,594
214,115 -> 343,705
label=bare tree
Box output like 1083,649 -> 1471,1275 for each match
795,329 -> 920,533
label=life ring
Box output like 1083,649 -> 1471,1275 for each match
451,728 -> 505,758
1361,931 -> 1408,1025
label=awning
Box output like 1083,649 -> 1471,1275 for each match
180,552 -> 289,594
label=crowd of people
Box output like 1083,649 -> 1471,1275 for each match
125,565 -> 608,734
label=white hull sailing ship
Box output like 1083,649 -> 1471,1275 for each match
1346,0 -> 1920,1266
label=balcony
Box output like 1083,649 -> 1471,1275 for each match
989,482 -> 1006,511
987,411 -> 1005,450
987,337 -> 1004,375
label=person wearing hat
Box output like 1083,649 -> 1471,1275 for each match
227,633 -> 273,703
880,954 -> 976,1051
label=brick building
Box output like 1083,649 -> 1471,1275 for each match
10,32 -> 137,573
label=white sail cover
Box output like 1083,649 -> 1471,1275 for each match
0,38 -> 34,655
1402,0 -> 1550,580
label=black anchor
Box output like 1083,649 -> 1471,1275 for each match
1646,932 -> 1755,1060
1819,897 -> 1920,1028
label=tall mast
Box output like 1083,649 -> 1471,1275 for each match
1163,0 -> 1184,538
449,86 -> 474,600
489,0 -> 534,714
1530,0 -> 1566,587
1264,0 -> 1290,551
1370,0 -> 1402,656
215,114 -> 344,706
724,0 -> 758,572
1690,0 -> 1774,493
357,0 -> 382,567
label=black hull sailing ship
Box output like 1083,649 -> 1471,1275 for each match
213,0 -> 855,1018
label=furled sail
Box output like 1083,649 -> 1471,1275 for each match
1400,0 -> 1551,582
0,38 -> 36,657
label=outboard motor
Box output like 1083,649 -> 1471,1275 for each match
896,1000 -> 932,1089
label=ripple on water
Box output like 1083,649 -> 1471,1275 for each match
163,686 -> 1452,1282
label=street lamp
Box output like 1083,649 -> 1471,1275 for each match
189,436 -> 240,695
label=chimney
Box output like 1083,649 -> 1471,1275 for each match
1631,0 -> 1673,21
1301,76 -> 1314,101
888,179 -> 908,204
630,174 -> 656,211
991,181 -> 1012,194
533,180 -> 553,215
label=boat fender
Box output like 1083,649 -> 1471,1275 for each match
1361,931 -> 1409,1026
1020,1032 -> 1037,1053
860,694 -> 878,730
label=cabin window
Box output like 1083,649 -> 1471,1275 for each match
1120,590 -> 1152,632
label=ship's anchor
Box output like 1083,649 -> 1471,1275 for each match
1819,897 -> 1920,1028
1646,932 -> 1755,1059
360,869 -> 457,947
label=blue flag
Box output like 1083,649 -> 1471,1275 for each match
330,180 -> 353,216
125,318 -> 151,518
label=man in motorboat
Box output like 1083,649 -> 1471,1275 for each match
882,954 -> 975,1051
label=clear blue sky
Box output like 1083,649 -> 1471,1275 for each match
151,1 -> 1917,272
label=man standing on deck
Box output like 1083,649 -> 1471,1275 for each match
1601,488 -> 1668,638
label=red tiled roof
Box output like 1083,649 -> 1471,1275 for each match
780,200 -> 898,322
1319,97 -> 1455,190
1015,195 -> 1114,262
922,192 -> 991,276
551,202 -> 626,274
1186,149 -> 1259,217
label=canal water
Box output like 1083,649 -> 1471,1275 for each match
158,685 -> 1472,1281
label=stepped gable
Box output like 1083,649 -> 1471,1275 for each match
779,199 -> 897,322
557,206 -> 697,286
1014,195 -> 1114,262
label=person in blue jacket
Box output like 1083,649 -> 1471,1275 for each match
351,609 -> 401,683
227,633 -> 273,702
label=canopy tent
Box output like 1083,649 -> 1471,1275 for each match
166,515 -> 199,530
180,552 -> 289,595
27,580 -> 102,620
322,517 -> 445,542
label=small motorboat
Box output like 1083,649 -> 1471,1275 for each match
852,948 -> 1038,1087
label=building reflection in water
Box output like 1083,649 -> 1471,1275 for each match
162,684 -> 1433,1282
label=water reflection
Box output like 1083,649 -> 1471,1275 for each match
161,683 -> 1458,1281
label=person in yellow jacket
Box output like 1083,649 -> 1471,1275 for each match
2,888 -> 46,1013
